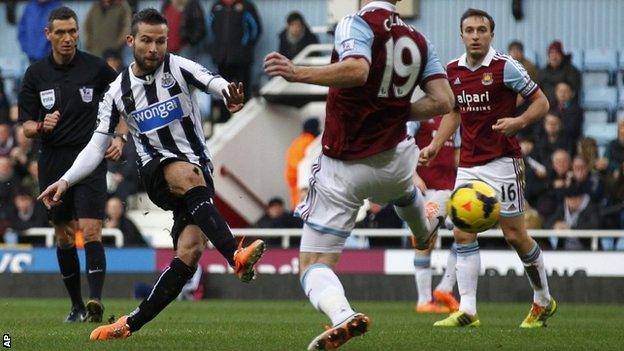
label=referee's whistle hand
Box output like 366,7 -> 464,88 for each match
37,180 -> 67,209
43,111 -> 60,133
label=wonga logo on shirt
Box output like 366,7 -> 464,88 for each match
130,96 -> 184,132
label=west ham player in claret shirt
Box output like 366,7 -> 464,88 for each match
419,8 -> 556,328
265,1 -> 454,349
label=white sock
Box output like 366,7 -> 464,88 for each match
413,253 -> 432,304
394,190 -> 430,248
301,263 -> 355,326
455,241 -> 480,316
520,241 -> 552,307
435,243 -> 457,292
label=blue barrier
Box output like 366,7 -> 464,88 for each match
0,248 -> 155,273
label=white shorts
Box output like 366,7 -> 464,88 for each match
296,138 -> 417,242
455,157 -> 525,217
424,189 -> 452,218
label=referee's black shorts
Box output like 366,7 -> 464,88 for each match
139,157 -> 215,248
38,145 -> 107,224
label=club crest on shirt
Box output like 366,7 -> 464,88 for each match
481,72 -> 493,86
79,87 -> 93,103
161,73 -> 175,88
39,89 -> 55,110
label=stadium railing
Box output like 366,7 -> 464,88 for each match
22,228 -> 124,248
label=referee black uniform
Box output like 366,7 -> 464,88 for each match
19,50 -> 117,222
18,48 -> 117,321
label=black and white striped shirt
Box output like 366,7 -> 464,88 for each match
96,53 -> 229,169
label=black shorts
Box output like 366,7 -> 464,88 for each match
38,145 -> 107,224
139,157 -> 215,248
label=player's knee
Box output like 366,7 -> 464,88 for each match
503,228 -> 526,248
56,235 -> 74,248
171,169 -> 206,196
80,223 -> 102,243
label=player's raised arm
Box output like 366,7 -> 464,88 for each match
38,91 -> 119,209
264,14 -> 372,88
410,38 -> 454,120
175,55 -> 245,113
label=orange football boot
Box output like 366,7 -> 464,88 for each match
89,315 -> 131,341
233,238 -> 266,283
433,290 -> 460,312
307,313 -> 370,350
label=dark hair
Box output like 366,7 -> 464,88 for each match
131,8 -> 168,36
508,40 -> 524,53
460,8 -> 495,32
286,12 -> 304,25
268,197 -> 284,207
47,6 -> 78,29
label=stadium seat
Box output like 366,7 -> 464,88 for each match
582,87 -> 618,110
583,71 -> 610,87
583,49 -> 618,72
584,110 -> 609,124
583,122 -> 618,146
570,49 -> 584,70
619,50 -> 624,71
0,55 -> 26,78
617,109 -> 624,121
619,87 -> 624,108
524,48 -> 539,67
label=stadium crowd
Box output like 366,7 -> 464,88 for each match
0,1 -> 622,251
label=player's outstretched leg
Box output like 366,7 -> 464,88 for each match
301,262 -> 370,350
394,190 -> 442,249
433,242 -> 459,312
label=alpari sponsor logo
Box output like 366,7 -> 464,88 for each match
130,96 -> 184,132
456,90 -> 492,112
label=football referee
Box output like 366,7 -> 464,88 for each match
18,6 -> 126,323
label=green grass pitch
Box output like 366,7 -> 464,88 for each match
0,298 -> 621,350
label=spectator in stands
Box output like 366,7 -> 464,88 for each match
602,161 -> 624,249
0,71 -> 10,124
604,120 -> 624,176
535,112 -> 573,165
0,156 -> 17,221
104,197 -> 147,247
571,155 -> 604,203
507,40 -> 537,81
356,202 -> 404,248
285,118 -> 320,209
209,0 -> 262,122
537,40 -> 581,106
21,159 -> 39,198
161,0 -> 207,56
102,49 -> 125,73
9,125 -> 34,178
554,81 -> 583,144
519,135 -> 548,208
278,12 -> 319,60
545,184 -> 601,250
0,123 -> 15,157
84,0 -> 132,58
577,137 -> 608,173
9,188 -> 48,238
536,149 -> 572,219
18,0 -> 62,63
254,197 -> 303,229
